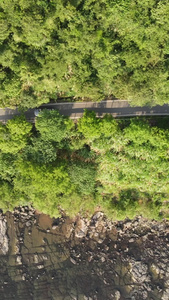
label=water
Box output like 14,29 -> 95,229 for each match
0,208 -> 169,299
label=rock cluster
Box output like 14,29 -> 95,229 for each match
0,216 -> 8,255
0,208 -> 169,300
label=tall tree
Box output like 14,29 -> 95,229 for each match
35,109 -> 74,144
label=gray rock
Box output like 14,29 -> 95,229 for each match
130,261 -> 149,283
0,218 -> 8,254
16,255 -> 22,265
92,212 -> 104,221
74,219 -> 87,238
34,254 -> 39,264
26,221 -> 32,227
162,289 -> 169,300
114,290 -> 121,300
70,257 -> 76,264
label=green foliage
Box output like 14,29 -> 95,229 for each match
122,119 -> 169,160
77,112 -> 120,153
77,110 -> 101,141
0,112 -> 169,220
35,109 -> 74,143
23,137 -> 57,164
0,181 -> 21,212
68,161 -> 96,195
57,193 -> 97,217
1,0 -> 169,107
0,115 -> 32,153
78,111 -> 119,141
69,132 -> 87,150
0,153 -> 16,181
14,160 -> 71,197
7,115 -> 32,137
100,191 -> 165,221
13,159 -> 72,216
0,13 -> 10,43
100,114 -> 118,137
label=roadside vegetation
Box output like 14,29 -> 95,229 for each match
1,0 -> 169,108
0,110 -> 169,220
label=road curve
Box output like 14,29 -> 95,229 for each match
0,100 -> 169,123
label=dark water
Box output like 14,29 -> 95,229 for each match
0,208 -> 169,300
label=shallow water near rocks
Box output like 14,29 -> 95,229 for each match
0,207 -> 169,300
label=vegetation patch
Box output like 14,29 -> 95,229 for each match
0,0 -> 169,107
0,110 -> 169,219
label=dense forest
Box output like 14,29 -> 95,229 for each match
0,110 -> 169,220
1,0 -> 169,108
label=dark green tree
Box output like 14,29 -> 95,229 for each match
35,109 -> 74,144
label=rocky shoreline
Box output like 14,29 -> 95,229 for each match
0,207 -> 169,299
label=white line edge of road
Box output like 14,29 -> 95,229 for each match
4,112 -> 169,123
68,112 -> 169,119
41,100 -> 130,106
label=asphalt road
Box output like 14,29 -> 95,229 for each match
0,100 -> 169,123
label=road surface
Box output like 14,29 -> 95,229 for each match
0,100 -> 169,123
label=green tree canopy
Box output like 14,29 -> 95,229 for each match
0,115 -> 32,153
14,159 -> 72,215
1,0 -> 169,107
0,112 -> 169,220
68,161 -> 96,195
35,109 -> 74,144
